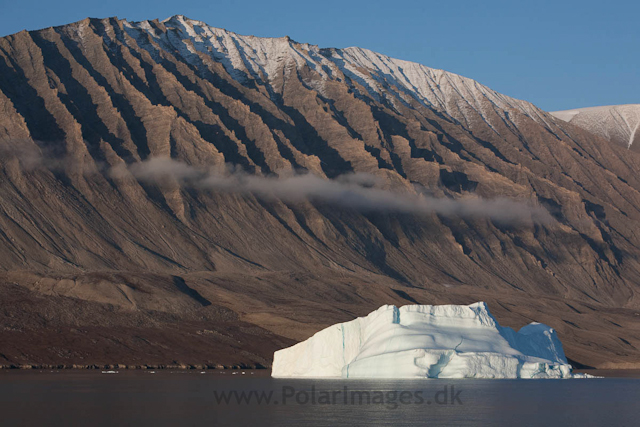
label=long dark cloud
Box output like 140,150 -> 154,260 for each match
113,157 -> 553,224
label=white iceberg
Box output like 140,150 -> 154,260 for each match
272,302 -> 575,379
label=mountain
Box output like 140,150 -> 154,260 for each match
1,15 -> 639,369
551,104 -> 640,150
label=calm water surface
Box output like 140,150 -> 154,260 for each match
1,370 -> 639,426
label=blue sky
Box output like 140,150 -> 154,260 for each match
0,0 -> 637,111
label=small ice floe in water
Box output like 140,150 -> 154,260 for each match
572,373 -> 601,378
101,370 -> 118,374
273,302 -> 581,379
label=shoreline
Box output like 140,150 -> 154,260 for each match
2,365 -> 640,379
0,363 -> 268,370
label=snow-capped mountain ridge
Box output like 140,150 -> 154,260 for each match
123,15 -> 554,134
551,104 -> 640,150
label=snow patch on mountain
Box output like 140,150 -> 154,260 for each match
121,15 -> 556,136
326,47 -> 554,134
551,104 -> 640,149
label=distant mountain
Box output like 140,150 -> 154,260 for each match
551,104 -> 640,150
1,16 -> 639,369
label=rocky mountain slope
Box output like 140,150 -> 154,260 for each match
1,16 -> 639,369
551,104 -> 640,151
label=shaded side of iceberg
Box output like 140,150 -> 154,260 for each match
272,302 -> 574,379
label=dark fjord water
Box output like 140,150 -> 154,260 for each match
1,370 -> 639,426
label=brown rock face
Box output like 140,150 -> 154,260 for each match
0,16 -> 639,368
